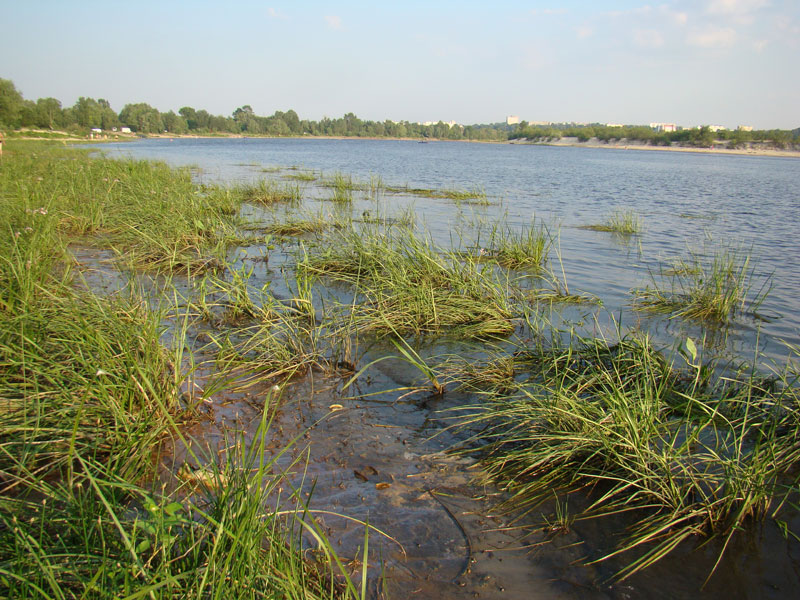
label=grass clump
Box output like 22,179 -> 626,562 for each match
1,141 -> 242,274
263,215 -> 333,237
238,179 -> 302,204
473,221 -> 553,270
325,172 -> 356,203
634,247 -> 769,323
454,333 -> 800,579
580,209 -> 643,234
300,226 -> 514,338
386,184 -> 487,202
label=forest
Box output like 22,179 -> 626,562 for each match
1,77 -> 797,147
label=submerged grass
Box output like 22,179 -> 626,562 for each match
634,246 -> 769,323
580,209 -> 643,235
385,184 -> 487,202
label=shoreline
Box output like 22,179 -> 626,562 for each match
511,137 -> 800,159
9,131 -> 800,159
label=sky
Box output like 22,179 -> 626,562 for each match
1,0 -> 798,129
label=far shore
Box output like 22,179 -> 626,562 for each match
8,130 -> 800,159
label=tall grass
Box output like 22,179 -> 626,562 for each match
0,141 -> 370,598
300,225 -> 514,338
634,246 -> 769,323
451,332 -> 800,579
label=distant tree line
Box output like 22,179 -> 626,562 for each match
1,77 -> 796,147
508,121 -> 799,150
0,77 -> 511,141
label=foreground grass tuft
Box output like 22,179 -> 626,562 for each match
452,332 -> 800,579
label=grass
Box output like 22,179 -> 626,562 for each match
633,247 -> 769,323
263,215 -> 333,237
450,332 -> 800,579
284,171 -> 319,182
5,139 -> 797,592
385,184 -> 487,202
580,209 -> 643,234
237,179 -> 302,204
299,225 -> 515,338
0,141 -> 370,599
472,220 -> 553,269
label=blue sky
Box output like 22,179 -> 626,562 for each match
1,0 -> 798,129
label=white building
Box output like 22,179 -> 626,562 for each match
650,122 -> 677,133
506,115 -> 520,126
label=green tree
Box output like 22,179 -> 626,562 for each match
73,97 -> 103,128
98,99 -> 119,130
162,110 -> 188,134
35,97 -> 63,129
0,78 -> 25,128
179,106 -> 199,129
119,102 -> 164,133
281,109 -> 301,134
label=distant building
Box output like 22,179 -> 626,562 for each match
708,125 -> 727,132
120,127 -> 132,133
605,123 -> 624,128
737,125 -> 753,132
650,122 -> 677,133
506,115 -> 520,126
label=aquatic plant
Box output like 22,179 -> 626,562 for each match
237,179 -> 302,204
473,220 -> 553,270
300,225 -> 514,338
634,246 -> 769,323
580,209 -> 643,234
452,332 -> 800,579
0,141 -> 372,598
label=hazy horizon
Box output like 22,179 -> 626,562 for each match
2,0 -> 798,130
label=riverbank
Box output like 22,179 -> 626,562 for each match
6,128 -> 800,158
510,136 -> 800,158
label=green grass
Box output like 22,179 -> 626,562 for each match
580,209 -> 643,234
284,171 -> 319,182
472,220 -> 553,269
237,179 -> 302,204
299,225 -> 514,338
634,247 -> 769,323
451,332 -> 800,579
385,184 -> 487,202
263,215 -> 333,236
0,141 -> 371,599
